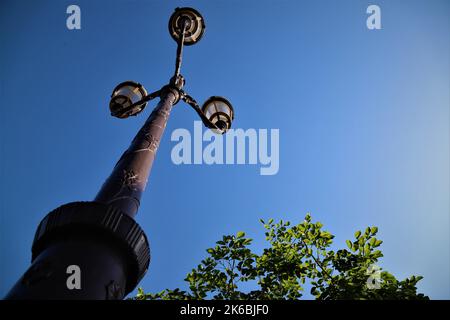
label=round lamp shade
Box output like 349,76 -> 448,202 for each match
109,81 -> 148,119
201,96 -> 234,134
168,7 -> 205,46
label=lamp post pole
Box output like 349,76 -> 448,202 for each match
4,87 -> 180,300
5,7 -> 234,300
94,85 -> 180,219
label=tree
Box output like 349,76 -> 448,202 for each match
136,214 -> 428,300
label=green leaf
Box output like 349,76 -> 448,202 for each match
370,227 -> 378,235
355,230 -> 361,239
236,231 -> 245,238
346,240 -> 353,250
372,250 -> 383,258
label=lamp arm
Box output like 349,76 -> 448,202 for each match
141,89 -> 162,103
174,19 -> 188,78
180,91 -> 221,132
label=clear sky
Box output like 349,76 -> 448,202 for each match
0,0 -> 449,299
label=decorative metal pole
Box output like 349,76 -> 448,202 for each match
5,7 -> 234,300
94,85 -> 180,218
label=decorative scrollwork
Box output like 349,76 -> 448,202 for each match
121,169 -> 139,191
144,133 -> 159,153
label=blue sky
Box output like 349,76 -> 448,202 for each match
0,0 -> 449,299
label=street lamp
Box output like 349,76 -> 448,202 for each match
107,8 -> 233,135
5,7 -> 234,300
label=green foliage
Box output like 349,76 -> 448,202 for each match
136,214 -> 428,300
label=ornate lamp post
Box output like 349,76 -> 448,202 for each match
5,7 -> 234,300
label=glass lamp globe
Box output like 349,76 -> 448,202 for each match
201,96 -> 234,134
168,7 -> 206,46
109,81 -> 148,119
